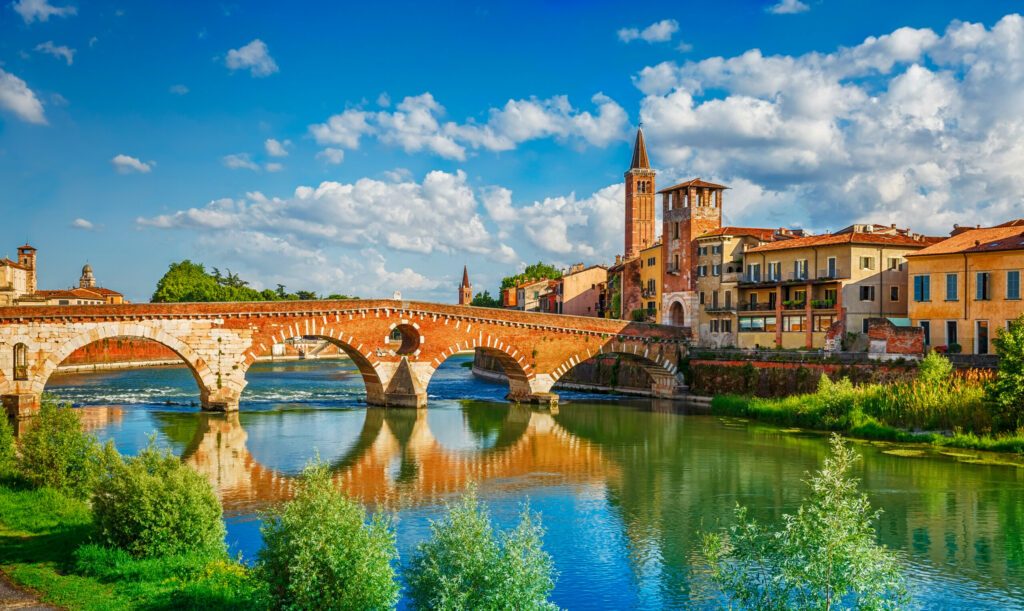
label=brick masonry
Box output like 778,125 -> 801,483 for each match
0,299 -> 689,414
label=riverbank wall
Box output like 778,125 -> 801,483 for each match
472,349 -> 660,396
687,359 -> 920,398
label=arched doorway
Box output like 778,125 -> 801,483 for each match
670,301 -> 685,326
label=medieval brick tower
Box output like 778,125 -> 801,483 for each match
17,244 -> 36,295
660,179 -> 727,326
624,128 -> 656,260
458,266 -> 472,305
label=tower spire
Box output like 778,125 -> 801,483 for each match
630,127 -> 650,170
461,265 -> 470,287
458,265 -> 472,305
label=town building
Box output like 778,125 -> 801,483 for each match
458,266 -> 472,305
660,179 -> 728,328
1,245 -> 125,307
0,244 -> 36,306
638,242 -> 662,322
736,224 -> 936,349
514,278 -> 551,312
693,227 -> 794,347
906,220 -> 1024,355
559,263 -> 608,317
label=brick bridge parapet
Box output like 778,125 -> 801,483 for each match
0,299 -> 690,416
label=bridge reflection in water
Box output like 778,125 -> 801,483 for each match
120,404 -> 624,511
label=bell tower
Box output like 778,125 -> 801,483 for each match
458,266 -> 472,305
624,127 -> 656,259
17,244 -> 36,294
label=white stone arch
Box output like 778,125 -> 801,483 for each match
665,295 -> 693,327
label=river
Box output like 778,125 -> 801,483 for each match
47,354 -> 1024,610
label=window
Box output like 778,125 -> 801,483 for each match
860,256 -> 875,270
672,223 -> 680,240
711,319 -> 720,332
712,245 -> 723,255
793,289 -> 807,303
859,286 -> 875,301
647,301 -> 656,315
699,291 -> 705,305
946,321 -> 958,346
1008,271 -> 1021,300
784,315 -> 807,332
747,263 -> 762,282
738,316 -> 777,332
647,257 -> 656,266
698,265 -> 708,277
58,299 -> 69,305
712,264 -> 721,276
768,262 -> 781,281
976,272 -> 991,300
977,320 -> 989,354
913,275 -> 931,302
13,343 -> 28,381
887,257 -> 900,270
712,292 -> 720,309
725,291 -> 732,308
945,274 -> 958,301
862,319 -> 870,333
826,257 -> 838,278
824,288 -> 838,303
793,259 -> 808,280
920,321 -> 931,346
814,314 -> 837,331
673,254 -> 680,271
722,320 -> 732,333
890,286 -> 899,301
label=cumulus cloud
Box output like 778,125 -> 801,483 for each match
264,138 -> 289,157
169,84 -> 189,95
225,39 -> 278,77
309,92 -> 629,161
635,14 -> 1024,234
71,218 -> 95,230
316,148 -> 345,164
618,19 -> 679,43
264,162 -> 283,172
222,153 -> 260,171
767,0 -> 809,14
12,0 -> 76,23
0,69 -> 47,124
111,154 -> 152,173
35,41 -> 75,65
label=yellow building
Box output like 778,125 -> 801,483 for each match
737,224 -> 937,349
638,241 -> 662,322
559,263 -> 608,317
906,220 -> 1024,355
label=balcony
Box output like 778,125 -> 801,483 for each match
705,305 -> 737,313
739,302 -> 776,312
811,299 -> 837,310
739,270 -> 849,286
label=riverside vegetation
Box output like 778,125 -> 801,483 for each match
713,316 -> 1024,454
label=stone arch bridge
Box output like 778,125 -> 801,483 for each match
0,299 -> 689,415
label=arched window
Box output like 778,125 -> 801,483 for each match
13,343 -> 28,381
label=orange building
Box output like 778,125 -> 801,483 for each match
906,220 -> 1024,354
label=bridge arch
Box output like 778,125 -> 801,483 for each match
424,334 -> 535,402
547,342 -> 684,399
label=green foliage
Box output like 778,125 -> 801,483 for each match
151,260 -> 358,303
630,308 -> 647,322
17,399 -> 115,499
471,290 -> 502,308
500,262 -> 562,291
703,434 -> 908,610
918,352 -> 953,387
407,487 -> 557,611
0,413 -> 16,478
988,315 -> 1024,429
258,460 -> 399,611
92,441 -> 225,558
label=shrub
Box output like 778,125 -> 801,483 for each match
703,434 -> 907,610
918,351 -> 953,387
988,315 -> 1024,429
0,413 -> 15,478
17,398 -> 113,498
92,441 -> 225,558
258,460 -> 399,611
407,487 -> 557,611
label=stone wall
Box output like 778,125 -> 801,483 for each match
866,318 -> 924,355
473,349 -> 658,396
62,337 -> 178,365
688,358 -> 919,397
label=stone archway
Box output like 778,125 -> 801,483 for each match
669,301 -> 686,326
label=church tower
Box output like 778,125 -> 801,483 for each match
624,128 -> 656,259
79,263 -> 96,288
458,266 -> 472,305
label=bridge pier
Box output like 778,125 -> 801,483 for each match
375,357 -> 428,409
2,393 -> 40,418
505,374 -> 559,409
200,388 -> 241,412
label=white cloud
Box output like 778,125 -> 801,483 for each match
377,92 -> 391,107
169,84 -> 189,95
264,162 -> 283,172
222,153 -> 260,171
767,0 -> 809,14
225,39 -> 279,77
0,69 -> 47,124
316,148 -> 345,164
12,0 -> 76,23
618,19 -> 679,43
35,41 -> 75,65
310,92 -> 629,161
71,218 -> 95,230
635,13 -> 1024,233
111,154 -> 152,174
264,138 -> 289,157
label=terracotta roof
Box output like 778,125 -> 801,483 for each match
31,287 -> 119,300
657,178 -> 728,193
0,258 -> 29,271
746,231 -> 936,254
907,221 -> 1024,256
629,128 -> 650,170
85,287 -> 123,296
697,227 -> 777,241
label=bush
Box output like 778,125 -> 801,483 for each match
258,460 -> 399,611
703,434 -> 907,609
92,441 -> 225,558
918,351 -> 953,387
17,398 -> 113,498
988,315 -> 1024,429
0,413 -> 15,478
407,487 -> 557,611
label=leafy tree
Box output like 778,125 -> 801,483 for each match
295,290 -> 318,300
500,262 -> 562,291
702,434 -> 907,610
407,487 -> 557,610
258,460 -> 399,610
276,284 -> 287,298
988,314 -> 1024,429
326,294 -> 359,300
470,290 -> 502,308
17,398 -> 116,498
151,260 -> 357,303
0,412 -> 16,478
92,440 -> 226,558
918,351 -> 953,387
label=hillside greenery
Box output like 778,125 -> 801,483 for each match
151,260 -> 358,303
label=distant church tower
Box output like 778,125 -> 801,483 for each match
624,127 -> 656,259
79,263 -> 96,288
458,266 -> 472,305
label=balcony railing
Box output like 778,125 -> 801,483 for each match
705,305 -> 736,313
740,269 -> 849,285
739,302 -> 776,312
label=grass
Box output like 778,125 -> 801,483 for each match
0,480 -> 266,610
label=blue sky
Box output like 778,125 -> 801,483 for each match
2,0 -> 1023,303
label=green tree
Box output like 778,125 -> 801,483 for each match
500,262 -> 562,291
295,290 -> 318,300
470,290 -> 501,308
17,398 -> 114,498
988,314 -> 1024,429
258,460 -> 399,610
326,294 -> 359,300
702,434 -> 907,610
407,487 -> 557,610
918,351 -> 953,387
92,441 -> 226,558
